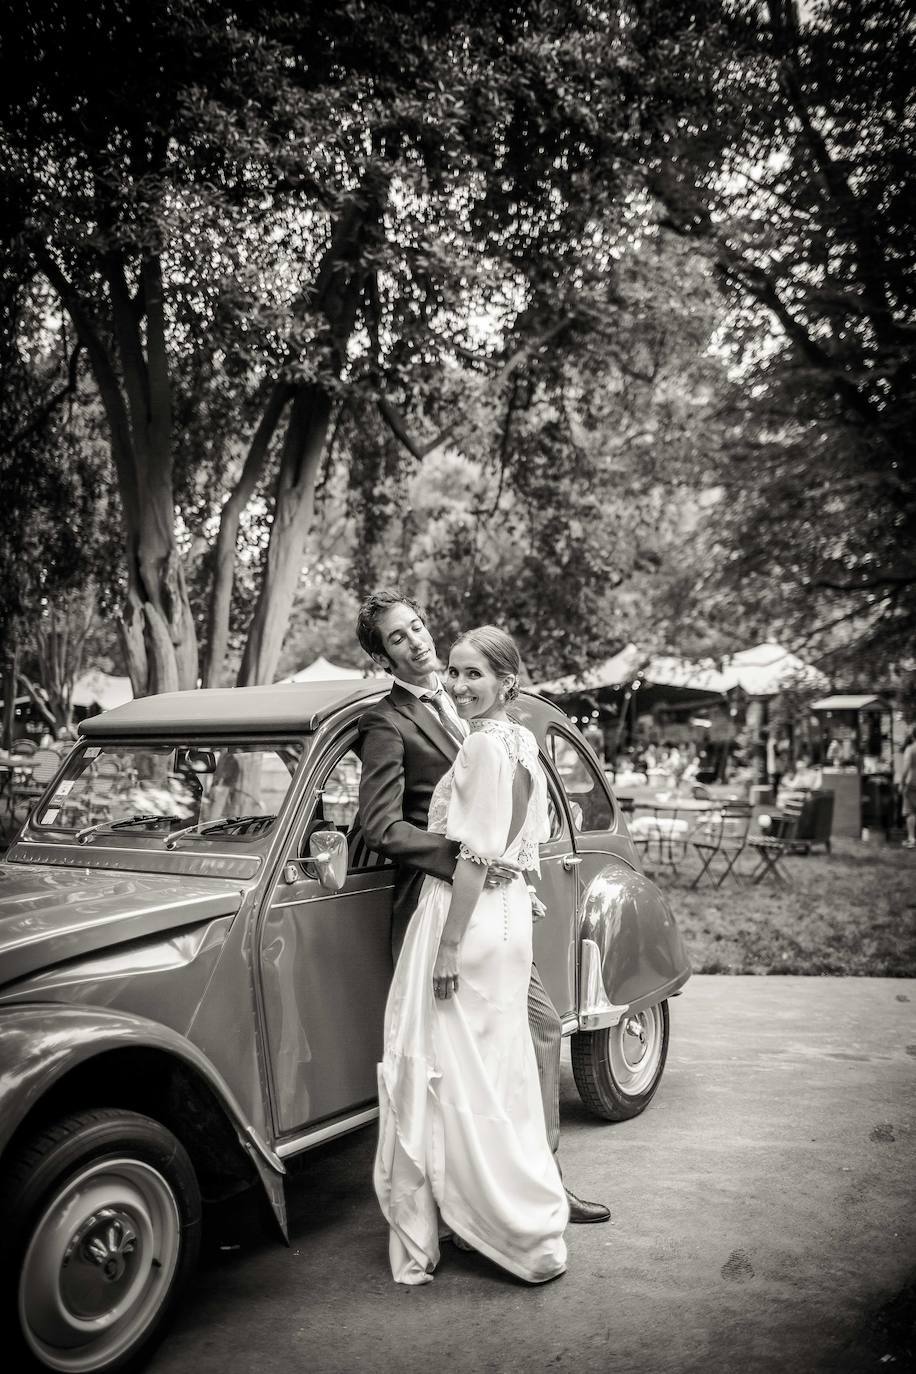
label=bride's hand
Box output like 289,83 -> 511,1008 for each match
433,939 -> 460,999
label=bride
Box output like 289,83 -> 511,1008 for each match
373,625 -> 569,1285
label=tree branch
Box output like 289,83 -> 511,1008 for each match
378,397 -> 458,461
767,0 -> 901,346
35,245 -> 142,528
1,342 -> 83,456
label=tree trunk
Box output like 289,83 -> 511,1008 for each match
237,385 -> 334,686
204,384 -> 292,687
38,246 -> 199,699
2,644 -> 17,750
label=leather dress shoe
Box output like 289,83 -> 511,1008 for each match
565,1188 -> 611,1223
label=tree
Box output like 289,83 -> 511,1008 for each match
348,231 -> 729,679
655,0 -> 916,671
3,0 -> 737,691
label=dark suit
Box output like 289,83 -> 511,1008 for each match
357,680 -> 562,1153
357,682 -> 461,958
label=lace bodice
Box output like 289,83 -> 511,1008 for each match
427,718 -> 550,873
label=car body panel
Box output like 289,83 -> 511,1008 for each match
578,864 -> 691,1017
260,870 -> 393,1134
531,834 -> 580,1020
0,863 -> 243,985
0,914 -> 235,1021
7,834 -> 263,882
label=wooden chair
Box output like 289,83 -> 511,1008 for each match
79,756 -> 123,826
690,801 -> 752,889
10,747 -> 61,817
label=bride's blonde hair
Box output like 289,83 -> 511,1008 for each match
451,625 -> 521,701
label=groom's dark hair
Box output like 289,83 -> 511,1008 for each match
356,589 -> 428,662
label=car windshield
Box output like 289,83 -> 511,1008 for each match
34,739 -> 304,840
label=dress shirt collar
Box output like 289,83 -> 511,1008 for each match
393,674 -> 466,736
393,673 -> 445,701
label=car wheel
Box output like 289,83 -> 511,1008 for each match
0,1108 -> 201,1373
571,1001 -> 669,1121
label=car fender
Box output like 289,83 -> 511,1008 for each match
0,1002 -> 288,1238
577,863 -> 691,1031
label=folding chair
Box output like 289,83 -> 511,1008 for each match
689,801 -> 752,889
747,803 -> 802,885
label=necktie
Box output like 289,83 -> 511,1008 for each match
422,690 -> 464,745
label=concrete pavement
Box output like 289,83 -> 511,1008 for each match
149,976 -> 916,1374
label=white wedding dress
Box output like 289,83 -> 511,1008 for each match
374,718 -> 569,1285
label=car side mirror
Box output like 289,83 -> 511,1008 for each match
307,829 -> 348,892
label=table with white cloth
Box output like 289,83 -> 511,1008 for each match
625,796 -> 720,870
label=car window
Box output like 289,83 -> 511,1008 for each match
546,728 -> 613,833
34,739 -> 303,840
299,743 -> 388,872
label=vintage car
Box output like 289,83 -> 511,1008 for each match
0,682 -> 690,1372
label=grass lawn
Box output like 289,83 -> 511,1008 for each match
652,835 -> 916,977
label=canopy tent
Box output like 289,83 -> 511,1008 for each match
280,656 -> 372,683
809,694 -> 885,712
537,641 -> 826,701
72,670 -> 133,711
718,642 -> 828,697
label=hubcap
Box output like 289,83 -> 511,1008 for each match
19,1158 -> 181,1373
608,1005 -> 663,1097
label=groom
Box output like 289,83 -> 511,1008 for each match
355,588 -> 609,1224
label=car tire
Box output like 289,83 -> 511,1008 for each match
571,1001 -> 670,1121
0,1108 -> 201,1374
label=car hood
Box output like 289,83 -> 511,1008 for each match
0,862 -> 244,986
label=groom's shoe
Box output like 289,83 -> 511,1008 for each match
565,1188 -> 611,1223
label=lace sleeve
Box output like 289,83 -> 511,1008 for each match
445,731 -> 513,864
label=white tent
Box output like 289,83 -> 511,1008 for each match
281,656 -> 370,683
718,643 -> 828,697
72,670 -> 133,710
538,641 -> 826,699
536,645 -> 645,696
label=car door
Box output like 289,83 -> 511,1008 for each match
538,727 -> 618,1016
531,769 -> 579,1024
259,733 -> 394,1137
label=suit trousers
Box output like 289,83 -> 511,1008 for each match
527,961 -> 562,1156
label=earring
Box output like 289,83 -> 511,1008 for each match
498,690 -> 507,704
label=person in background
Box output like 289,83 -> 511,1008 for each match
900,730 -> 916,849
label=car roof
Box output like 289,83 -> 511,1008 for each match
79,681 -> 570,740
79,679 -> 388,737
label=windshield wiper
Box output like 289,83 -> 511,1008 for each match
75,814 -> 173,845
165,815 -> 273,848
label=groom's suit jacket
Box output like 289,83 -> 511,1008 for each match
357,682 -> 461,959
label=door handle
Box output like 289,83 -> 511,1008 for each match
561,854 -> 582,870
